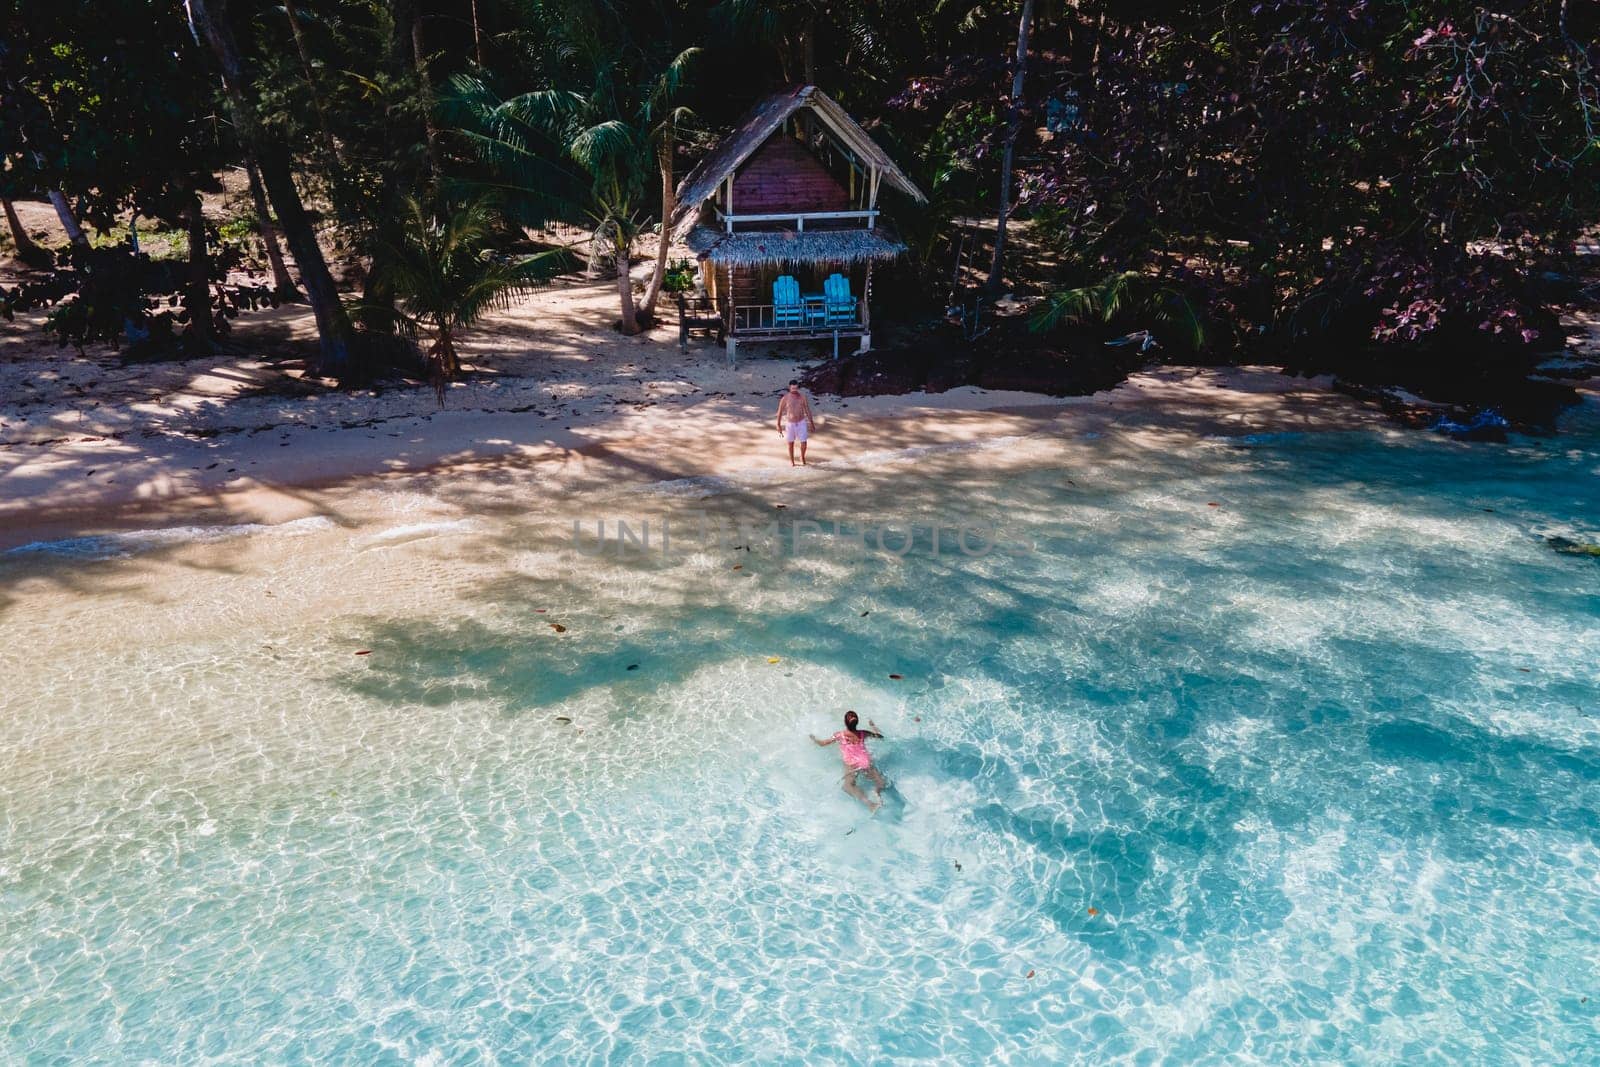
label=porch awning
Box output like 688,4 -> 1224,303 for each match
686,225 -> 908,267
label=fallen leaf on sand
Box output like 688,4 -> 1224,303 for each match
355,650 -> 372,656
550,623 -> 567,633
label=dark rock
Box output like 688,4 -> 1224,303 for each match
1547,536 -> 1600,559
801,319 -> 1141,399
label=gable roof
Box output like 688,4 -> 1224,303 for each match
670,85 -> 926,240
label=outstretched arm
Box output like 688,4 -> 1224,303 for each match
863,719 -> 884,739
810,733 -> 837,746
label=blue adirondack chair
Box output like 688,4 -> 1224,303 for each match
773,275 -> 803,328
823,273 -> 857,325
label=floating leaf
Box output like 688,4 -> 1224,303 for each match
1026,970 -> 1035,979
889,674 -> 903,680
550,623 -> 567,633
1207,502 -> 1220,507
627,663 -> 639,671
767,657 -> 781,664
732,565 -> 743,571
354,650 -> 372,656
1087,907 -> 1099,916
554,716 -> 572,724
860,610 -> 871,617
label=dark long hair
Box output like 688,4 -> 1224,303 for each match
843,710 -> 861,736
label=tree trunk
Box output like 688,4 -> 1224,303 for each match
184,192 -> 217,351
639,122 -> 675,320
187,0 -> 357,378
2,197 -> 47,265
411,13 -> 440,173
282,0 -> 342,166
245,158 -> 302,299
987,0 -> 1034,293
428,323 -> 457,406
48,189 -> 89,246
616,243 -> 640,335
470,0 -> 485,65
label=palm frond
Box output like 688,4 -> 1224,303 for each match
1031,271 -> 1208,353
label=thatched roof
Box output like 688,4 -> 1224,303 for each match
671,85 -> 926,241
686,225 -> 907,267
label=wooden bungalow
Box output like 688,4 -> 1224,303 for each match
670,85 -> 926,359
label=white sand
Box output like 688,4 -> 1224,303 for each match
8,239 -> 1590,552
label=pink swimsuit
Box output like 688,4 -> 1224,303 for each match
834,730 -> 873,770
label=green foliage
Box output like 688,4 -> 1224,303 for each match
4,243 -> 278,354
662,258 -> 696,293
370,193 -> 569,399
1030,272 -> 1206,355
218,214 -> 258,246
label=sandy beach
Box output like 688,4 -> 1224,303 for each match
0,269 -> 1422,552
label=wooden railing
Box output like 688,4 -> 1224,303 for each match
732,302 -> 861,334
713,208 -> 878,233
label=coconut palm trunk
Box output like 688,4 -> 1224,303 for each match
184,191 -> 217,351
2,197 -> 47,264
616,239 -> 640,335
48,189 -> 89,247
186,0 -> 357,378
281,0 -> 342,167
245,158 -> 301,298
639,123 -> 675,321
987,0 -> 1034,293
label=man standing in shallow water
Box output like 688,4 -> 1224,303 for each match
776,380 -> 817,466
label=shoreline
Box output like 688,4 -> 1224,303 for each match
4,268 -> 1594,554
0,363 -> 1394,552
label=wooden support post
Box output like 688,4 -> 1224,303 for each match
861,262 -> 873,353
725,261 -> 735,365
862,263 -> 873,331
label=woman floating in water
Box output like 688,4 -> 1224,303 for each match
811,710 -> 887,812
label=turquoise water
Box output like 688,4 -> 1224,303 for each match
3,411 -> 1599,1063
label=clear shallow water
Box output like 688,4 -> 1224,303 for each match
3,412 -> 1599,1063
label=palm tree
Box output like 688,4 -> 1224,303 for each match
636,53 -> 699,323
185,0 -> 358,378
450,3 -> 697,335
371,194 -> 565,403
